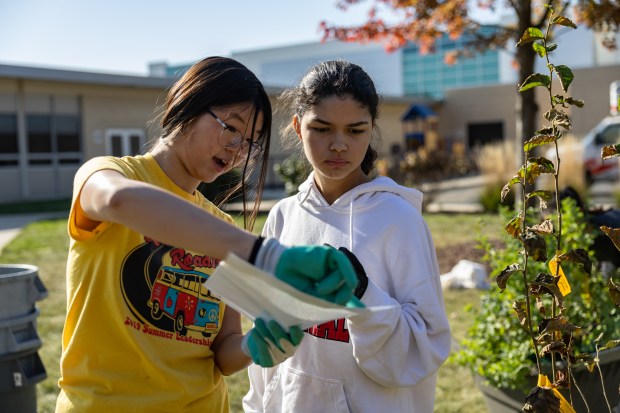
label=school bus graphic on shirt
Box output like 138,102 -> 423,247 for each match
148,266 -> 220,337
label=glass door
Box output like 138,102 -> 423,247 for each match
105,129 -> 145,157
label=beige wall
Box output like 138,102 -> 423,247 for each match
439,83 -> 518,146
0,78 -> 166,202
570,65 -> 620,136
26,81 -> 164,158
376,102 -> 412,155
81,91 -> 164,159
1,78 -> 166,157
0,79 -> 19,93
438,63 -> 620,149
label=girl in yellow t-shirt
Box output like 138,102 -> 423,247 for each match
55,56 -> 360,413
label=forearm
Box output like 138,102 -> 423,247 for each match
81,172 -> 256,260
213,333 -> 252,376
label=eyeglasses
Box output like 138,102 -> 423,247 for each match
206,109 -> 262,159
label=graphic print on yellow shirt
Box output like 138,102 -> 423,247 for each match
58,154 -> 232,413
121,235 -> 223,342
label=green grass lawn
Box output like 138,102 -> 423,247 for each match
0,212 -> 502,412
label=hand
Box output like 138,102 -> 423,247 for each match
337,247 -> 369,299
241,318 -> 304,367
251,238 -> 361,306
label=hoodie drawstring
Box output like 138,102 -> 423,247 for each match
348,188 -> 357,252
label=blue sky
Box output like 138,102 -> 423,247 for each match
0,0 -> 500,76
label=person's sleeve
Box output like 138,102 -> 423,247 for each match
243,364 -> 273,413
346,211 -> 452,387
68,156 -> 130,241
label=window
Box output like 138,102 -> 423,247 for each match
462,74 -> 480,84
482,52 -> 498,65
56,115 -> 80,152
0,114 -> 18,166
106,129 -> 145,157
26,113 -> 81,165
0,114 -> 18,154
597,124 -> 620,145
461,59 -> 477,70
27,115 -> 52,153
443,64 -> 458,74
482,67 -> 499,77
23,95 -> 82,166
423,66 -> 438,77
468,122 -> 504,148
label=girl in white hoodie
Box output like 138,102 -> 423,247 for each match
243,60 -> 451,413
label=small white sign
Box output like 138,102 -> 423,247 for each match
13,372 -> 23,387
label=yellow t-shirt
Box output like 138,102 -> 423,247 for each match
56,154 -> 234,413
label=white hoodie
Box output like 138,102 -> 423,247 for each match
243,174 -> 451,413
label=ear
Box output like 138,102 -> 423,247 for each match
293,115 -> 302,141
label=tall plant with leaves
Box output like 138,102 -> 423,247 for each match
454,199 -> 616,393
599,135 -> 620,330
485,7 -> 618,411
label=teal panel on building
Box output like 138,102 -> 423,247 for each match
403,27 -> 501,99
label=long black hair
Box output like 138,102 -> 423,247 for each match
161,56 -> 272,230
280,60 -> 380,175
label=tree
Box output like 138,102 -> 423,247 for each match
321,0 -> 620,150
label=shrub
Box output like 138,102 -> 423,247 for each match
453,200 -> 618,390
455,9 -> 620,410
479,182 -> 515,213
273,156 -> 309,196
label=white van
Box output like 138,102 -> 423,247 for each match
547,115 -> 620,183
581,115 -> 620,182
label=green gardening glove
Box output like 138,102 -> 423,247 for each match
251,238 -> 362,306
276,245 -> 360,305
241,318 -> 304,367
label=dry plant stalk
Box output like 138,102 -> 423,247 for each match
473,140 -> 517,186
539,134 -> 587,194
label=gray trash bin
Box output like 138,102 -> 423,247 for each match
0,348 -> 47,413
0,264 -> 47,413
0,309 -> 42,355
0,264 -> 48,320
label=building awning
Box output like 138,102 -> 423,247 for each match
401,104 -> 437,121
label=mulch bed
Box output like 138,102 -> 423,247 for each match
435,239 -> 504,275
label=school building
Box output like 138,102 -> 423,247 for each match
0,25 -> 618,204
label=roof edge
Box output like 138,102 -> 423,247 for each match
0,64 -> 174,89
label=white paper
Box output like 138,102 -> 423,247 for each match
205,253 -> 388,330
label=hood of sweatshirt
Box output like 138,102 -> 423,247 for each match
294,172 -> 424,250
296,171 -> 423,211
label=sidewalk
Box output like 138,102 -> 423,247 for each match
423,174 -> 488,213
0,176 -> 617,253
187,174 -> 620,215
223,177 -> 487,214
424,175 -> 619,213
0,212 -> 68,254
